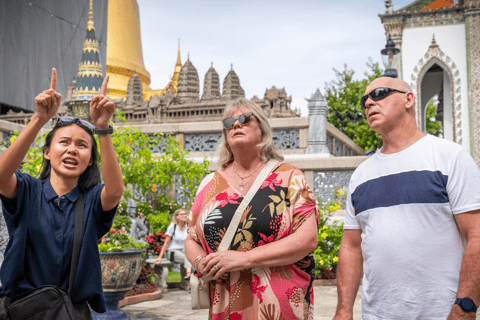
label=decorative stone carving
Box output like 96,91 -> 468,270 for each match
263,86 -> 296,118
314,170 -> 354,206
2,132 -> 12,146
126,71 -> 143,105
465,3 -> 480,165
272,129 -> 299,149
305,89 -> 330,154
148,134 -> 168,153
410,35 -> 462,144
177,59 -> 200,103
385,0 -> 394,14
222,66 -> 245,100
175,176 -> 192,206
345,146 -> 352,157
201,64 -> 221,102
127,199 -> 148,242
327,134 -> 333,155
184,132 -> 222,152
335,140 -> 343,157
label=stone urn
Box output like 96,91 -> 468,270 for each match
92,249 -> 145,320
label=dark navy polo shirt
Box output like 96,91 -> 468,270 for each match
0,172 -> 117,313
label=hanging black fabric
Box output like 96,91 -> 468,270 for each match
2,194 -> 84,320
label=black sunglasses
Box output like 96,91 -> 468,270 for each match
222,112 -> 254,130
360,87 -> 407,109
56,116 -> 95,131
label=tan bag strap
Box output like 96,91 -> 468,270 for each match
217,159 -> 279,252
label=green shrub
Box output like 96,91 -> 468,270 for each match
314,188 -> 346,278
147,212 -> 172,234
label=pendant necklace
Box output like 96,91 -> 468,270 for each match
233,161 -> 264,191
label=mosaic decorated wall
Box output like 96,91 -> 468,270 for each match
466,10 -> 480,166
313,170 -> 355,208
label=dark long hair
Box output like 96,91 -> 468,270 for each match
38,122 -> 101,192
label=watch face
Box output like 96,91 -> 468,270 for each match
461,298 -> 475,311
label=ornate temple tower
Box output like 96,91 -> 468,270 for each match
106,0 -> 151,99
68,0 -> 103,119
177,58 -> 200,103
222,66 -> 245,100
126,71 -> 143,105
201,63 -> 221,101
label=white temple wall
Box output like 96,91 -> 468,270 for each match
401,24 -> 470,151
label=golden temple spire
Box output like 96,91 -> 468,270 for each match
87,0 -> 94,31
176,39 -> 182,66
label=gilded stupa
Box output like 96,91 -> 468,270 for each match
106,0 -> 181,100
68,0 -> 103,119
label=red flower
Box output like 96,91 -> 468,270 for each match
258,233 -> 275,247
214,192 -> 240,208
107,261 -> 117,269
261,173 -> 282,191
250,274 -> 267,304
230,312 -> 243,320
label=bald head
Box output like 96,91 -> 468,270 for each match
365,77 -> 415,116
366,77 -> 412,95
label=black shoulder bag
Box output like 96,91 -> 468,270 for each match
3,194 -> 85,320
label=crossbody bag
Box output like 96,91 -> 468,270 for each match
2,194 -> 85,320
191,159 -> 279,310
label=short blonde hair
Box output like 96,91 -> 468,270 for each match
172,207 -> 187,225
218,98 -> 284,169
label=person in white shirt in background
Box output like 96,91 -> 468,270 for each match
153,207 -> 192,280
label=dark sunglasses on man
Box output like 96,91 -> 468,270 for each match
56,116 -> 113,134
222,112 -> 254,130
361,87 -> 407,110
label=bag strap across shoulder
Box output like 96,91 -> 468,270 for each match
217,160 -> 279,252
68,194 -> 84,296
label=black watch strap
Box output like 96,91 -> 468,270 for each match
455,298 -> 478,313
93,124 -> 113,135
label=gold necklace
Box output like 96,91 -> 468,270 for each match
233,162 -> 264,191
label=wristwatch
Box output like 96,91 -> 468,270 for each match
93,124 -> 113,135
454,297 -> 478,313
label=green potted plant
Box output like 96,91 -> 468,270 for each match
93,211 -> 147,319
314,189 -> 346,280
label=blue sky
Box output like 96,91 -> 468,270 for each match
138,0 -> 412,116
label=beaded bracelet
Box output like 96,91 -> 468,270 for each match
193,255 -> 206,270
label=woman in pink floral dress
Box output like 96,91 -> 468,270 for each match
185,98 -> 319,320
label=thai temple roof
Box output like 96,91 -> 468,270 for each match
144,41 -> 183,99
222,65 -> 245,100
177,57 -> 200,102
397,0 -> 454,12
71,0 -> 103,102
201,63 -> 221,101
419,0 -> 454,10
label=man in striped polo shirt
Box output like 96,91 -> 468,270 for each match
333,77 -> 480,320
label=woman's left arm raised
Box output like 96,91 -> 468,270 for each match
90,76 -> 124,211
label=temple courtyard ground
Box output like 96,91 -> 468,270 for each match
121,286 -> 480,319
121,285 -> 362,319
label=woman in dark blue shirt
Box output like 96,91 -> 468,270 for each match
0,69 -> 124,319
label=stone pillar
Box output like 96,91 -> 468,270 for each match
306,89 -> 330,154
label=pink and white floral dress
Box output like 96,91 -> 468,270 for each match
188,162 -> 319,320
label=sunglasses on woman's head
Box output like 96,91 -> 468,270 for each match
56,116 -> 95,131
222,112 -> 254,130
360,87 -> 407,109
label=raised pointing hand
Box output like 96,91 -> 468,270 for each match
33,68 -> 62,121
90,75 -> 115,128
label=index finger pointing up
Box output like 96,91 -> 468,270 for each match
50,68 -> 57,91
100,75 -> 109,96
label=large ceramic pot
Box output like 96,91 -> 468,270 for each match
92,249 -> 145,320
